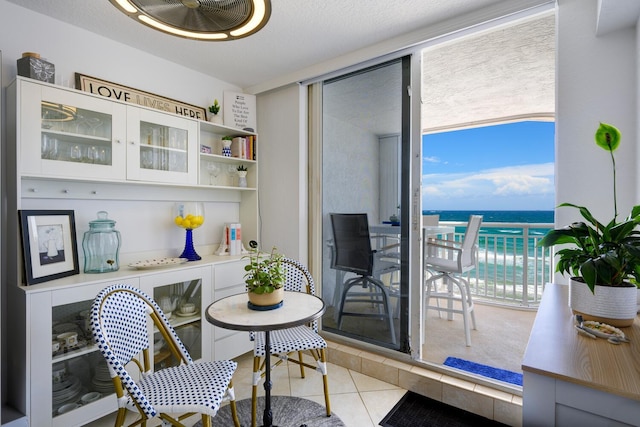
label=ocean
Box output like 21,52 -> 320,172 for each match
423,210 -> 554,224
422,210 -> 555,296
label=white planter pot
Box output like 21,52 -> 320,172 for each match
208,115 -> 223,124
569,278 -> 638,327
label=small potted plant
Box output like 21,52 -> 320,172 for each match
208,99 -> 222,123
244,245 -> 285,308
538,123 -> 640,326
236,164 -> 248,187
221,135 -> 233,156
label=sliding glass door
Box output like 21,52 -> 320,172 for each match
319,56 -> 411,350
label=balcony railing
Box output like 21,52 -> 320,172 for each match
440,221 -> 555,307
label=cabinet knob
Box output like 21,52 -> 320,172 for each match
115,139 -> 122,144
62,189 -> 69,194
129,141 -> 136,145
28,188 -> 37,193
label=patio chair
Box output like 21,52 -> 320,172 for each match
250,258 -> 331,427
424,215 -> 483,346
90,284 -> 240,427
330,213 -> 398,345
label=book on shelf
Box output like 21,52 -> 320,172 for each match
230,136 -> 257,160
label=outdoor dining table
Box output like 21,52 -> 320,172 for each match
205,291 -> 326,427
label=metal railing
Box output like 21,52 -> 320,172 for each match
440,221 -> 555,307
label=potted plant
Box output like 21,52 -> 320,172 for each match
221,135 -> 232,156
208,99 -> 222,123
243,245 -> 285,308
538,122 -> 640,326
236,164 -> 248,187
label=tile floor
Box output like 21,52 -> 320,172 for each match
86,350 -> 407,427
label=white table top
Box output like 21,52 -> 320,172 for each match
205,291 -> 325,332
369,224 -> 455,235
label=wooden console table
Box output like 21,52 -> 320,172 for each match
522,283 -> 640,426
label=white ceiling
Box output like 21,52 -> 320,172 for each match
6,0 -> 537,92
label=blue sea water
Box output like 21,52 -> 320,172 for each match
422,210 -> 555,290
423,209 -> 554,224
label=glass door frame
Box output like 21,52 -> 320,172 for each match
311,54 -> 416,352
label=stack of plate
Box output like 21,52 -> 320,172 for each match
52,375 -> 83,408
91,364 -> 114,394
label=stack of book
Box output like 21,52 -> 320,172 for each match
231,136 -> 256,160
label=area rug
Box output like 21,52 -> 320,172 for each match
379,391 -> 508,427
193,396 -> 345,427
443,357 -> 523,386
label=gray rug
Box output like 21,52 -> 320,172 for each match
194,396 -> 345,427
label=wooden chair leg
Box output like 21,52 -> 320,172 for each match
297,350 -> 306,378
320,348 -> 331,417
251,356 -> 261,427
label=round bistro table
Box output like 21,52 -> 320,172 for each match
205,291 -> 326,427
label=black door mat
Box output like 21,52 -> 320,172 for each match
379,391 -> 510,427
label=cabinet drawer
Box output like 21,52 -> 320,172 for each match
214,261 -> 246,291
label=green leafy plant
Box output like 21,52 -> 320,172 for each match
243,246 -> 285,294
208,99 -> 220,115
237,164 -> 247,172
538,123 -> 640,293
222,135 -> 233,141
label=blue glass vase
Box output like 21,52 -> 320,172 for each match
180,229 -> 201,261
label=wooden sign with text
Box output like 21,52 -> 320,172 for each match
75,73 -> 206,120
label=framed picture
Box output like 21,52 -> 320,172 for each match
19,210 -> 79,285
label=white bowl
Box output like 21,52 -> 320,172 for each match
58,403 -> 80,414
81,391 -> 101,404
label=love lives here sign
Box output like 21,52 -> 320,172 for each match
75,73 -> 206,120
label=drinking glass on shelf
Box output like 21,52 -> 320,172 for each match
84,117 -> 103,136
70,145 -> 83,162
207,162 -> 220,185
41,135 -> 59,160
87,146 -> 98,164
141,150 -> 153,169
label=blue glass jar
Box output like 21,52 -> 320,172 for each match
82,211 -> 121,273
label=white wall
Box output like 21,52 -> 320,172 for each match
556,0 -> 637,234
256,84 -> 307,263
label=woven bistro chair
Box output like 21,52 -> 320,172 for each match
90,283 -> 240,427
250,258 -> 331,427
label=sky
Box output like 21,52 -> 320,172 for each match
422,121 -> 555,211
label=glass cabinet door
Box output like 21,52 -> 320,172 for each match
51,300 -> 112,419
126,107 -> 198,184
20,81 -> 127,180
152,279 -> 203,370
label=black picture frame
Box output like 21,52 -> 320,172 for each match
19,210 -> 79,285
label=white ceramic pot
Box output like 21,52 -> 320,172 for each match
208,115 -> 223,124
569,277 -> 638,327
248,286 -> 284,307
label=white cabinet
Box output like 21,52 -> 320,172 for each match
198,121 -> 257,189
18,79 -> 127,181
6,77 -> 261,427
12,78 -> 199,185
212,260 -> 253,361
15,264 -> 218,427
126,106 -> 198,184
141,267 -> 212,369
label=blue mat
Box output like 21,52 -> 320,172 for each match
443,357 -> 523,386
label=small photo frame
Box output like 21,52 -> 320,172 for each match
200,144 -> 212,154
19,210 -> 79,285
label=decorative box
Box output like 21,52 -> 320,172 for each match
17,52 -> 55,83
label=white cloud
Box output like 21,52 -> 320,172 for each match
422,163 -> 554,209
